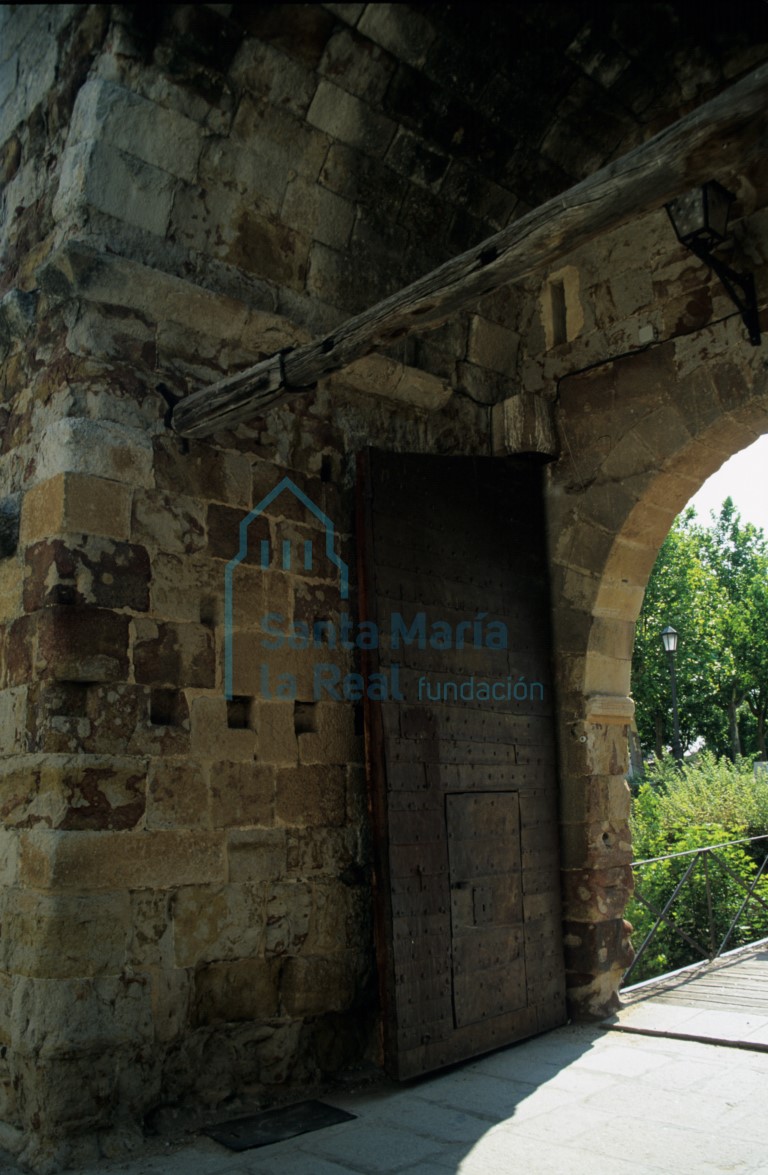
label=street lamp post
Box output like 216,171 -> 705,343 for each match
661,625 -> 683,763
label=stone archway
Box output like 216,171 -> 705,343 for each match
548,315 -> 768,1016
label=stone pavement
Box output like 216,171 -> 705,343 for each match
4,1020 -> 768,1174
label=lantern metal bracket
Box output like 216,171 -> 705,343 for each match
687,239 -> 761,347
665,181 -> 761,347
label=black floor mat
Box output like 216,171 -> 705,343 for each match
203,1100 -> 356,1152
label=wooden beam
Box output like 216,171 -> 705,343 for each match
173,64 -> 768,437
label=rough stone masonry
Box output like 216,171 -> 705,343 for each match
0,3 -> 767,1170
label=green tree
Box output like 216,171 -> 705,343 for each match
699,500 -> 768,758
632,510 -> 727,757
632,500 -> 768,760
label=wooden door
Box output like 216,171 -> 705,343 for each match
358,451 -> 565,1080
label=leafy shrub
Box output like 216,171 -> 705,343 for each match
625,754 -> 768,984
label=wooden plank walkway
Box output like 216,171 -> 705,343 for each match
604,942 -> 768,1050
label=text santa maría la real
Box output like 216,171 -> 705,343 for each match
253,611 -> 545,703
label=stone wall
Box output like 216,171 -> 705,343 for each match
1,3 -> 768,1169
525,165 -> 768,1013
0,7 -> 493,1167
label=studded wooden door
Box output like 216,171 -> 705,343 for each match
358,451 -> 565,1080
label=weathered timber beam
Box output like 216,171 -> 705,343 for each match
173,64 -> 768,437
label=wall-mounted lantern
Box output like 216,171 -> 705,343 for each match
665,180 -> 761,347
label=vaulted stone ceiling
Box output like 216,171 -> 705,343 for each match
130,3 -> 768,300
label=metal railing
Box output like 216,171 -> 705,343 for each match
622,834 -> 768,987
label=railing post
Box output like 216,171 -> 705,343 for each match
704,849 -> 715,959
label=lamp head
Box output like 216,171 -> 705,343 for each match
661,625 -> 679,654
665,180 -> 735,251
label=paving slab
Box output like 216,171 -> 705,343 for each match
2,1022 -> 768,1174
606,941 -> 768,1052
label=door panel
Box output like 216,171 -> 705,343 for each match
358,451 -> 565,1079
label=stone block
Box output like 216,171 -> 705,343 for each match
609,266 -> 654,319
0,558 -> 21,623
280,954 -> 358,1016
28,680 -> 188,758
601,537 -> 659,592
229,634 -> 338,703
153,437 -> 251,508
190,696 -> 257,761
275,765 -> 346,827
229,41 -> 316,116
304,880 -> 369,954
227,828 -> 287,884
285,826 -> 359,877
192,958 -> 280,1025
24,537 -> 151,612
560,818 -> 632,872
20,473 -> 132,544
34,418 -> 153,489
297,702 -> 362,765
126,889 -> 173,969
172,883 -> 267,967
578,479 -> 641,535
492,392 -> 558,457
133,619 -> 215,688
4,890 -> 131,978
583,652 -> 634,700
54,138 -> 175,237
588,616 -> 636,662
0,753 -> 61,830
265,881 -> 311,956
307,79 -> 396,155
35,606 -> 131,683
0,685 -> 26,755
357,4 -> 437,67
150,553 -> 231,624
553,516 -> 616,578
319,24 -> 395,103
592,580 -> 646,621
319,140 -> 404,217
237,2 -> 335,67
232,96 -> 330,178
206,502 -> 269,563
250,465 -> 321,522
326,354 -> 451,410
209,762 -> 275,828
146,759 -> 209,830
52,757 -> 147,832
198,136 -> 290,218
253,701 -> 297,765
468,316 -> 520,375
19,828 -> 227,891
281,176 -> 355,250
323,2 -> 364,22
631,404 -> 693,468
559,773 -> 628,826
65,300 -> 158,371
149,966 -> 192,1044
224,207 -> 310,289
562,917 -> 634,978
560,719 -> 630,778
131,489 -> 206,556
228,561 -> 267,631
11,973 -> 154,1056
0,828 -> 19,886
562,864 -> 634,922
69,77 -> 202,183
